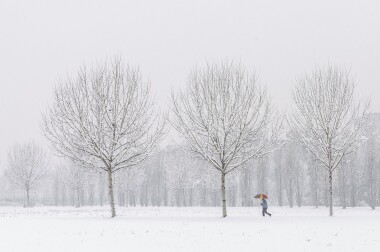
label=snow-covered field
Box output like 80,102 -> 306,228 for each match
0,206 -> 379,252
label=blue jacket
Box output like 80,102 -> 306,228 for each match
261,199 -> 268,209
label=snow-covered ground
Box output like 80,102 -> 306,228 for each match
0,206 -> 379,252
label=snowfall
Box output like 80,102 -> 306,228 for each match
0,206 -> 379,252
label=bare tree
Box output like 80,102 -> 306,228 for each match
289,66 -> 369,216
163,145 -> 201,207
114,166 -> 146,207
42,57 -> 165,217
307,158 -> 321,208
6,142 -> 50,207
256,157 -> 269,198
240,161 -> 255,207
284,141 -> 295,207
337,156 -> 349,209
97,172 -> 105,206
170,62 -> 280,217
362,119 -> 380,209
283,139 -> 305,207
273,144 -> 285,207
58,161 -> 92,208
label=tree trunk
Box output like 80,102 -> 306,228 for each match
107,169 -> 116,217
72,190 -> 75,206
315,167 -> 319,208
80,188 -> 84,206
62,186 -> 66,206
144,183 -> 148,207
76,189 -> 80,208
202,185 -> 206,206
315,186 -> 319,208
342,187 -> 346,209
132,192 -> 136,207
278,173 -> 283,207
288,180 -> 294,208
189,188 -> 193,206
213,190 -> 218,207
329,169 -> 333,216
89,185 -> 94,206
324,174 -> 329,207
124,191 -> 128,207
26,188 -> 30,207
275,151 -> 283,207
157,174 -> 161,207
296,178 -> 302,207
176,189 -> 180,207
99,172 -> 104,207
221,173 -> 227,218
182,189 -> 187,207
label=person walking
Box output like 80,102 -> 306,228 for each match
261,198 -> 272,217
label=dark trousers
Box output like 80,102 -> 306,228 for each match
262,208 -> 271,216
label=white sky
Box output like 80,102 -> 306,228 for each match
0,0 -> 379,166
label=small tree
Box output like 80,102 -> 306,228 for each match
283,139 -> 305,207
362,118 -> 380,209
171,62 -> 280,217
43,57 -> 165,217
114,167 -> 146,207
6,142 -> 50,207
307,157 -> 322,208
163,146 -> 200,207
289,66 -> 369,216
273,144 -> 285,207
58,161 -> 92,208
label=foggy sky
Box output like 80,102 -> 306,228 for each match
0,0 -> 379,166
